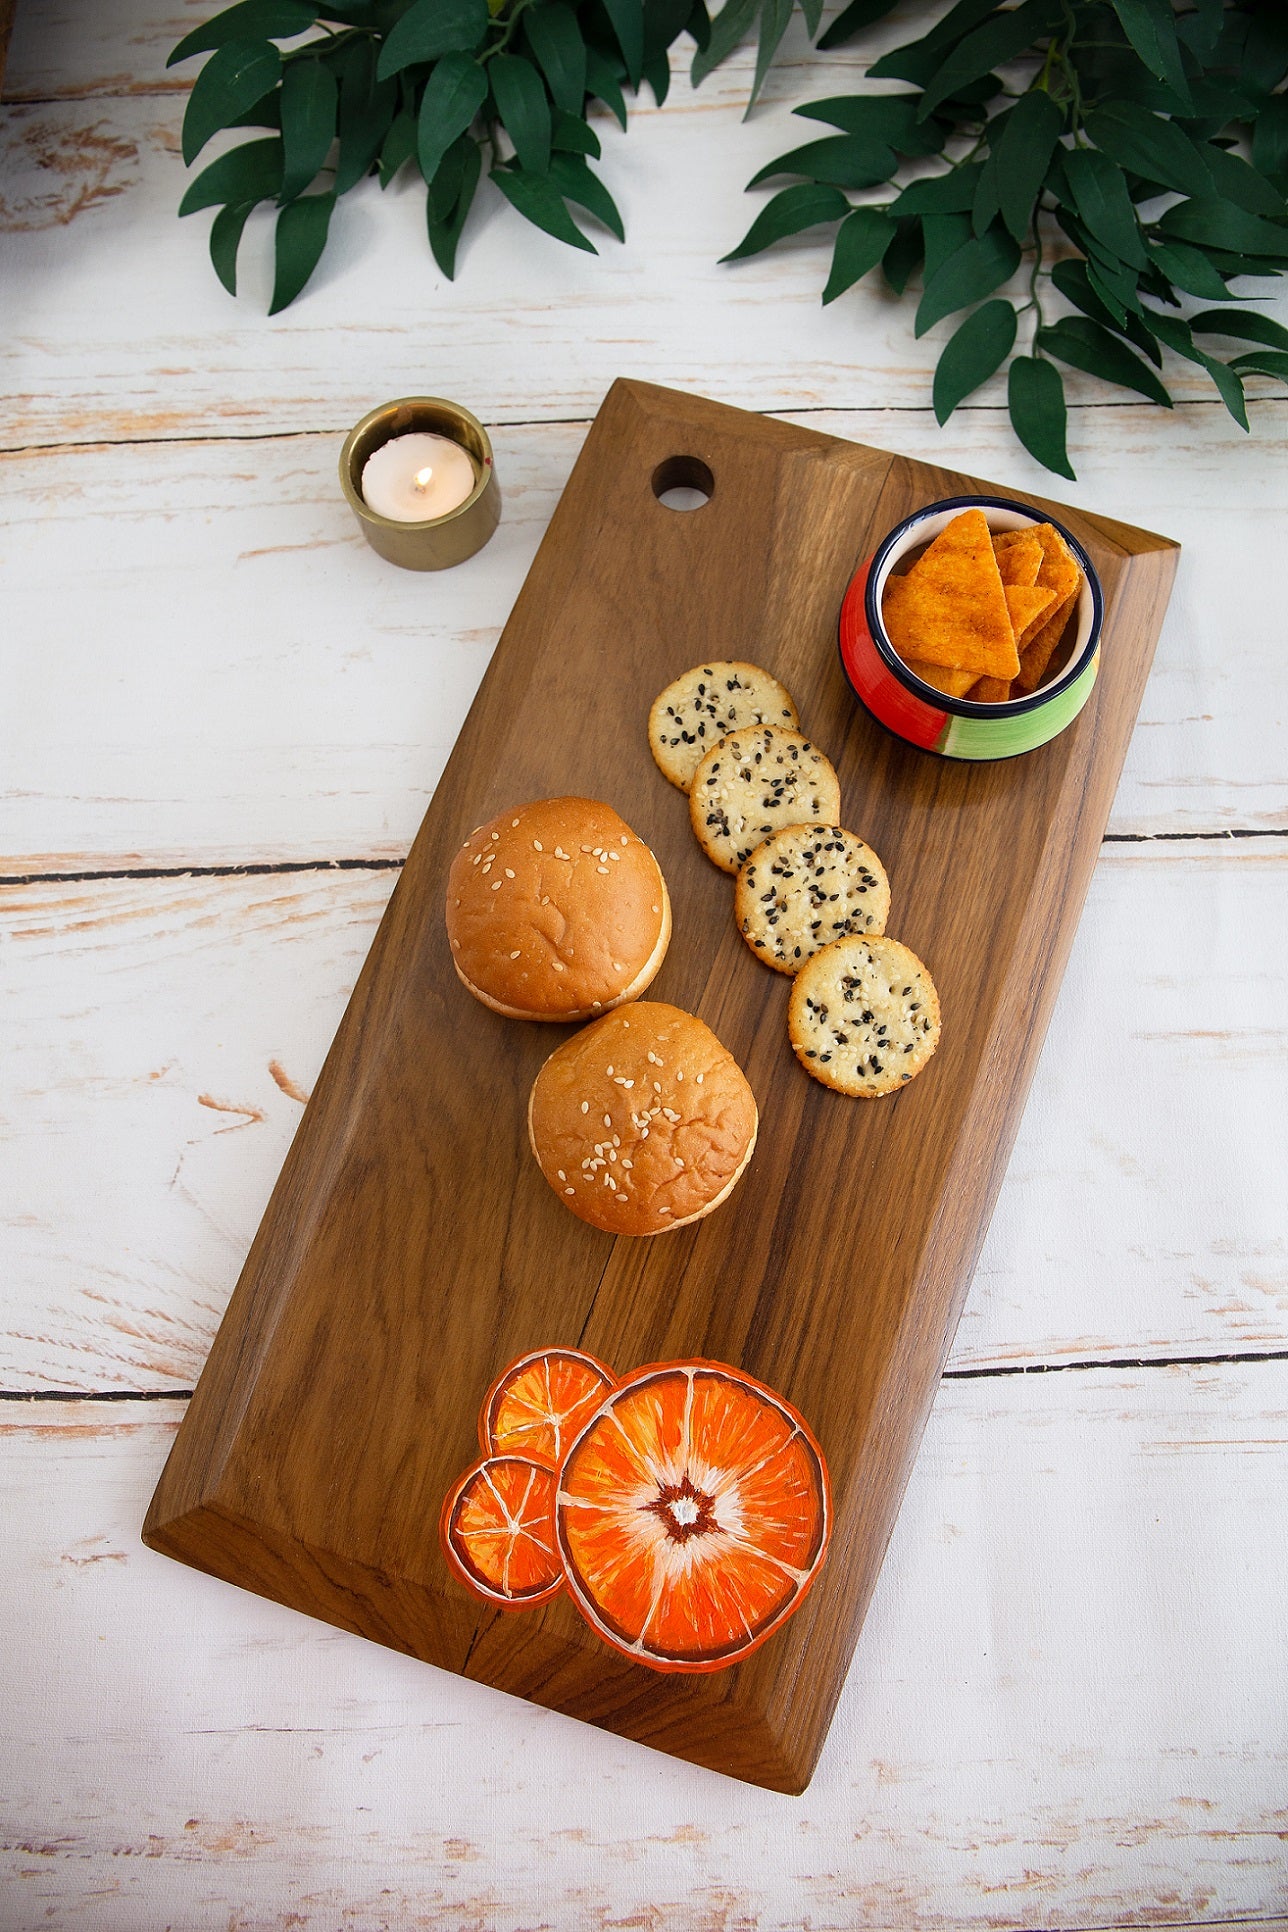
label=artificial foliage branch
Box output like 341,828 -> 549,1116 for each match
172,0 -> 1288,474
724,0 -> 1288,474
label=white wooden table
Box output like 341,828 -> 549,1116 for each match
3,3 -> 1287,1925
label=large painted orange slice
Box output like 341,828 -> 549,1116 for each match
480,1347 -> 616,1468
555,1361 -> 830,1672
440,1455 -> 563,1609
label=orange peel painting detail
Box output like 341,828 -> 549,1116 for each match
441,1347 -> 831,1674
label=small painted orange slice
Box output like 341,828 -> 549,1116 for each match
480,1347 -> 616,1469
556,1361 -> 830,1672
440,1455 -> 563,1609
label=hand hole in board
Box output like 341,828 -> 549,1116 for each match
652,455 -> 714,512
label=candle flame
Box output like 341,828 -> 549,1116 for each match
413,465 -> 434,490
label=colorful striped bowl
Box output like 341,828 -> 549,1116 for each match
838,495 -> 1103,761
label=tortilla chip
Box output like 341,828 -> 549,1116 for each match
992,530 -> 1043,588
969,675 -> 1013,703
1014,588 -> 1078,693
1004,582 -> 1057,649
1028,522 -> 1081,606
904,657 -> 978,699
881,509 -> 1019,680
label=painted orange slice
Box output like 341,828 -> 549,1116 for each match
440,1455 -> 563,1609
480,1347 -> 616,1468
555,1361 -> 830,1672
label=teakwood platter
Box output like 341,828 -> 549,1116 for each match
145,379 -> 1179,1792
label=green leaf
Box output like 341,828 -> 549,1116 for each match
1240,10 -> 1288,93
1190,309 -> 1288,353
1109,0 -> 1190,105
1051,258 -> 1163,363
226,86 -> 282,128
817,0 -> 901,51
795,92 -> 944,157
915,223 -> 1021,336
992,88 -> 1061,244
334,39 -> 395,195
922,211 -> 970,286
551,110 -> 600,157
821,204 -> 895,302
691,0 -> 757,83
183,38 -> 283,164
747,0 -> 792,109
523,3 -> 587,114
1197,143 -> 1288,221
1159,198 -> 1288,259
209,198 -> 255,293
493,164 -> 596,250
882,216 -> 923,294
378,109 -> 417,185
1253,94 -> 1288,180
971,154 -> 999,238
812,0 -> 886,45
889,163 -> 982,217
585,48 -> 628,127
932,297 -> 1016,423
1177,0 -> 1222,60
376,0 -> 488,79
416,52 -> 487,186
919,0 -> 1062,120
427,136 -> 481,277
1082,100 -> 1212,199
425,132 -> 470,222
179,134 -> 284,212
269,189 -> 334,310
549,151 -> 625,240
748,134 -> 895,190
797,0 -> 823,38
278,54 -> 337,199
1062,147 -> 1147,269
1008,355 -> 1074,478
1036,316 -> 1172,406
685,0 -> 712,54
602,0 -> 646,85
720,182 -> 849,262
869,0 -> 999,81
1145,311 -> 1250,427
1146,239 -> 1228,301
1228,349 -> 1288,383
169,0 -> 314,66
489,53 -> 552,174
642,50 -> 671,105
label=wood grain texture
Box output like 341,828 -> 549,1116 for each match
10,1376 -> 1288,1928
5,847 -> 1286,1395
143,382 -> 1178,1791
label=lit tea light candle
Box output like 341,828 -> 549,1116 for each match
360,431 -> 477,522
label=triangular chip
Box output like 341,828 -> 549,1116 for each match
904,657 -> 977,699
1014,588 -> 1078,693
968,675 -> 1013,704
1028,522 -> 1082,605
881,509 -> 1019,680
1004,582 -> 1056,649
992,530 -> 1043,588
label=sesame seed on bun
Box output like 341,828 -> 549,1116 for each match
528,1003 -> 758,1236
446,798 -> 672,1022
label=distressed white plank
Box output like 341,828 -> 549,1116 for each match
4,68 -> 1288,451
3,845 -> 1284,1394
1,1371 -> 1284,1927
3,411 -> 1284,879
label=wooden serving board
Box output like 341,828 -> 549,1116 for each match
144,380 -> 1178,1793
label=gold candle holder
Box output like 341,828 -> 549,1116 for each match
340,397 -> 501,570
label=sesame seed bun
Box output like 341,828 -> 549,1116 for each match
447,798 -> 672,1022
528,1003 -> 758,1236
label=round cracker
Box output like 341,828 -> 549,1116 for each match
648,662 -> 799,793
690,726 -> 840,875
787,935 -> 940,1098
736,825 -> 890,975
